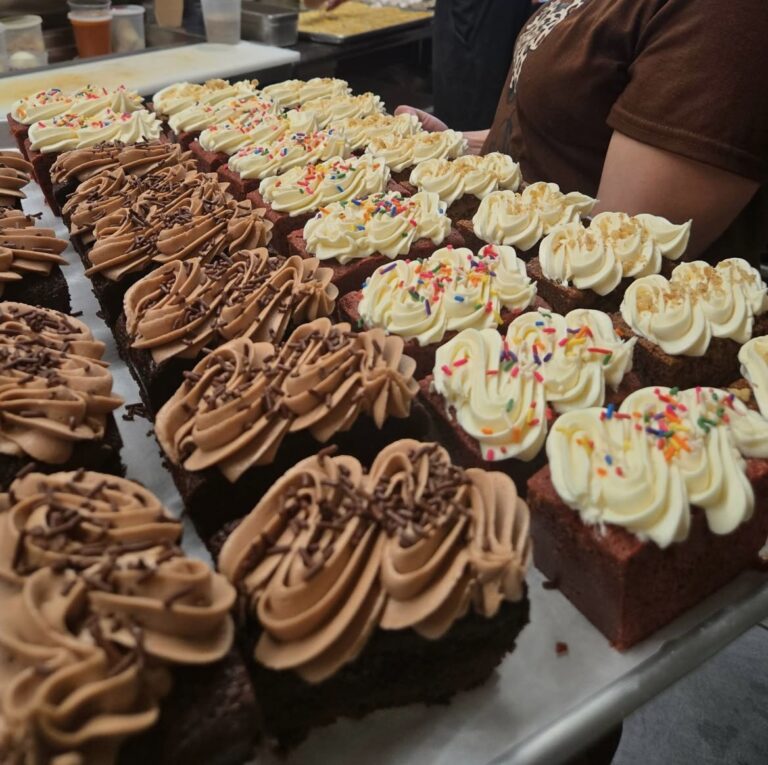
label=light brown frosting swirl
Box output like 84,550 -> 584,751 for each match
0,304 -> 123,464
0,152 -> 32,208
156,319 -> 419,482
0,470 -> 236,764
85,181 -> 272,283
124,249 -> 338,363
0,210 -> 68,296
219,439 -> 530,682
51,140 -> 193,188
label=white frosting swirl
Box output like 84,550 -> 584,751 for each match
433,308 -> 634,462
336,112 -> 422,152
261,78 -> 351,108
301,93 -> 386,129
472,182 -> 596,250
168,94 -> 277,134
152,79 -> 262,117
739,336 -> 768,418
409,153 -> 522,206
547,386 -> 768,547
227,129 -> 349,180
359,244 -> 536,345
258,155 -> 390,216
303,190 -> 450,263
28,110 -> 163,154
11,85 -> 143,124
621,258 -> 768,355
365,130 -> 467,173
198,110 -> 316,155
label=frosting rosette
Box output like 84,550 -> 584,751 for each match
0,151 -> 32,207
0,209 -> 68,294
259,155 -> 390,216
0,304 -> 123,463
0,469 -> 236,763
471,182 -> 596,250
155,318 -> 418,482
124,249 -> 337,363
335,112 -> 422,152
409,153 -> 522,206
28,109 -> 163,154
739,336 -> 768,418
433,308 -> 635,462
218,439 -> 530,682
303,190 -> 451,263
152,78 -> 262,118
539,212 -> 692,294
300,92 -> 386,129
227,128 -> 350,180
365,129 -> 467,173
261,77 -> 351,108
167,93 -> 278,134
11,84 -> 143,124
620,258 -> 768,355
547,386 -> 768,548
359,244 -> 536,345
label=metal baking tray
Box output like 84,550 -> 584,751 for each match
31,177 -> 768,765
298,12 -> 432,45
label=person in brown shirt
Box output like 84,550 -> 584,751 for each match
398,0 -> 768,265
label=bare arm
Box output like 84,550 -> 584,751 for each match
394,106 -> 488,155
595,131 -> 759,259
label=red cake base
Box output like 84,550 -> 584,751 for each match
190,140 -> 229,174
6,114 -> 30,157
527,461 -> 768,649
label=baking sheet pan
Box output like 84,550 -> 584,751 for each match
26,183 -> 768,765
299,14 -> 432,44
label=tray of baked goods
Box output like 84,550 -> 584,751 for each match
298,1 -> 433,44
2,74 -> 767,765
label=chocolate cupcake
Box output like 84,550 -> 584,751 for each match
217,439 -> 531,747
0,303 -> 124,488
0,469 -> 258,764
420,307 -> 639,491
528,386 -> 768,649
341,244 -> 543,378
155,318 -> 423,541
117,249 -> 338,412
0,208 -> 70,313
0,150 -> 33,210
290,190 -> 464,294
617,258 -> 768,389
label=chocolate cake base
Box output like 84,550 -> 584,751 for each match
3,266 -> 71,314
236,594 -> 529,749
286,228 -> 467,295
0,415 -> 124,490
339,291 -> 550,380
217,164 -> 260,199
527,461 -> 768,649
612,313 -> 768,390
244,191 -> 311,255
6,114 -> 29,158
85,267 -> 147,329
163,403 -> 432,544
24,140 -> 60,214
190,141 -> 229,174
418,373 -> 641,496
118,646 -> 259,765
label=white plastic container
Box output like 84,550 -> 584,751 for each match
201,0 -> 242,44
154,0 -> 185,29
111,4 -> 146,52
1,15 -> 47,69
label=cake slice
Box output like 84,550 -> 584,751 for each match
0,303 -> 124,488
341,243 -> 542,378
419,307 -> 639,491
527,386 -> 768,649
155,318 -> 424,541
617,258 -> 768,388
117,249 -> 338,413
0,469 -> 257,764
216,439 -> 531,747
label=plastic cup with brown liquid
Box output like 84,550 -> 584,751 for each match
68,0 -> 113,58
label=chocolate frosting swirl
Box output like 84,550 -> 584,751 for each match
0,151 -> 32,208
0,304 -> 123,464
0,209 -> 68,296
85,179 -> 272,283
156,319 -> 418,482
219,439 -> 530,682
51,140 -> 194,188
124,249 -> 338,363
0,470 -> 236,764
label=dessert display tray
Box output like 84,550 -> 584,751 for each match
33,176 -> 768,765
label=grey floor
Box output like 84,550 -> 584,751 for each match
612,623 -> 768,765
